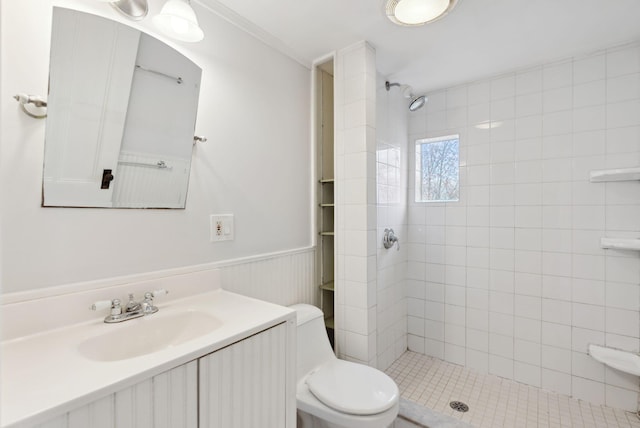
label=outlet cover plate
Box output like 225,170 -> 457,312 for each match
210,214 -> 234,242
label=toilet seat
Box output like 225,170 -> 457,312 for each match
306,359 -> 399,416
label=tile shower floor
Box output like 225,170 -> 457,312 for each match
386,352 -> 640,428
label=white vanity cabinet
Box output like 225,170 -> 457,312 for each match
35,362 -> 199,428
34,323 -> 290,428
199,322 -> 288,428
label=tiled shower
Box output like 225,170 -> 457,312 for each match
403,41 -> 640,411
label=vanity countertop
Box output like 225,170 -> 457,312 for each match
1,289 -> 295,427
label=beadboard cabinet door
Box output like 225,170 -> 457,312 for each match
33,322 -> 292,428
199,323 -> 288,428
35,361 -> 198,428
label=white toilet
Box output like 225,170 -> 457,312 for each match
290,304 -> 399,428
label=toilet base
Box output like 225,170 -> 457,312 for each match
297,409 -> 394,428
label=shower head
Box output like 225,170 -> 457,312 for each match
409,95 -> 427,112
385,80 -> 427,111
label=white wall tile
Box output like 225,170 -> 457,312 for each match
515,273 -> 542,297
444,343 -> 466,365
541,345 -> 571,373
489,354 -> 514,379
425,320 -> 444,341
605,385 -> 639,412
467,328 -> 489,352
606,308 -> 640,338
542,322 -> 571,349
572,377 -> 605,406
572,327 -> 604,352
468,81 -> 491,105
515,317 -> 542,342
572,279 -> 605,306
572,351 -> 605,382
515,339 -> 541,365
572,303 -> 605,331
466,349 -> 489,373
516,68 -> 543,95
606,282 -> 640,311
542,369 -> 572,395
490,312 -> 514,336
573,80 -> 606,108
515,295 -> 542,320
607,73 -> 640,103
542,299 -> 572,325
607,100 -> 640,128
607,126 -> 640,155
607,46 -> 640,77
514,362 -> 541,387
605,366 -> 640,391
491,75 -> 516,100
542,275 -> 572,300
544,61 -> 573,90
574,54 -> 606,84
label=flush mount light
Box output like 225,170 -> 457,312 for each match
386,0 -> 459,26
153,0 -> 204,43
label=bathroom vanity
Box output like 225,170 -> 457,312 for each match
1,269 -> 296,428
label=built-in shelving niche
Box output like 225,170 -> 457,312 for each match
316,59 -> 335,349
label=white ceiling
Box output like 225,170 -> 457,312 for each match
200,0 -> 640,94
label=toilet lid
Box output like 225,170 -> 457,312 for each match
306,359 -> 399,415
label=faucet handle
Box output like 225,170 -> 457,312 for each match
90,299 -> 122,316
141,290 -> 167,315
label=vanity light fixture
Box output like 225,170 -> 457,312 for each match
98,0 -> 148,21
95,0 -> 204,42
153,0 -> 204,43
385,0 -> 459,26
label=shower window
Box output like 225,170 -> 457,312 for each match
414,134 -> 460,202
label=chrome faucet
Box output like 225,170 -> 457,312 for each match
91,289 -> 168,323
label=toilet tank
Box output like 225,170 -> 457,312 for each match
290,304 -> 336,380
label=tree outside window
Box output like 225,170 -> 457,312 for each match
415,135 -> 459,202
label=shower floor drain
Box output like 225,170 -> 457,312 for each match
449,401 -> 469,412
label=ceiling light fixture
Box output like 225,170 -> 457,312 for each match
153,0 -> 204,43
386,0 -> 459,26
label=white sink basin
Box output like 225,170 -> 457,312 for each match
78,310 -> 223,361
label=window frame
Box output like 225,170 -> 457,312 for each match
414,134 -> 460,203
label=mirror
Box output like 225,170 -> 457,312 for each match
42,7 -> 202,208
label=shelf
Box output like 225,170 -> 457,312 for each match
320,281 -> 334,291
588,344 -> 640,376
601,237 -> 640,251
319,178 -> 335,184
319,231 -> 334,236
324,317 -> 335,330
590,167 -> 640,182
319,203 -> 335,207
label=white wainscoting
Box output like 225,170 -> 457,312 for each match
218,247 -> 318,307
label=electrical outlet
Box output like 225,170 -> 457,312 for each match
210,214 -> 234,242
